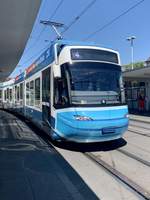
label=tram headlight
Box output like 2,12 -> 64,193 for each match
124,113 -> 129,118
74,115 -> 93,121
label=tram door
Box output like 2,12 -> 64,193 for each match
42,67 -> 51,125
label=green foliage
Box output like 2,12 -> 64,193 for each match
123,61 -> 144,71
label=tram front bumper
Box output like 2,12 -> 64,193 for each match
56,111 -> 128,142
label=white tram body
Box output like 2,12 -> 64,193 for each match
0,40 -> 128,142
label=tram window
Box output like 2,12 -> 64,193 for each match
0,90 -> 2,99
35,78 -> 40,108
30,80 -> 34,106
4,90 -> 6,101
15,86 -> 17,101
17,86 -> 20,101
140,82 -> 145,87
42,68 -> 50,102
71,49 -> 119,63
26,82 -> 30,105
20,83 -> 23,100
9,89 -> 12,101
54,78 -> 69,108
7,88 -> 9,100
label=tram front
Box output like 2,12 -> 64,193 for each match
52,45 -> 129,142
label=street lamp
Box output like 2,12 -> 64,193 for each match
126,36 -> 136,70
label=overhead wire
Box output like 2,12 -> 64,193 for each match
20,0 -> 96,66
13,44 -> 50,77
28,0 -> 47,37
84,0 -> 145,41
18,0 -> 65,69
16,0 -> 145,70
20,44 -> 50,67
62,0 -> 97,35
25,0 -> 64,52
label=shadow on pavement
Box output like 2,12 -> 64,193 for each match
53,138 -> 127,152
0,110 -> 99,200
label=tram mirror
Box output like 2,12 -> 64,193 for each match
53,64 -> 61,78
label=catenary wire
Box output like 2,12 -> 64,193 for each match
20,44 -> 50,67
84,0 -> 145,41
62,0 -> 97,35
16,0 -> 65,72
17,0 -> 144,71
25,0 -> 64,52
19,0 -> 95,69
20,0 -> 96,67
28,0 -> 47,37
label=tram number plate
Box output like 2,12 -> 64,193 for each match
102,128 -> 115,134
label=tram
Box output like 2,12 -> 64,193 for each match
0,39 -> 129,142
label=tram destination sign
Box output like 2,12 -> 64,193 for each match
71,48 -> 118,64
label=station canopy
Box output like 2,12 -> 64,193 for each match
0,0 -> 41,82
123,66 -> 150,79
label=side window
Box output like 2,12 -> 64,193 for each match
42,68 -> 50,102
7,88 -> 9,100
9,89 -> 12,101
35,78 -> 40,108
26,82 -> 30,105
20,83 -> 23,100
0,90 -> 2,99
17,86 -> 20,101
4,90 -> 7,101
54,78 -> 69,108
30,80 -> 34,106
15,86 -> 17,101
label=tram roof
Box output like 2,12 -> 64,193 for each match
52,39 -> 118,52
10,39 -> 119,83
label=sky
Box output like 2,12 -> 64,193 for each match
10,0 -> 150,77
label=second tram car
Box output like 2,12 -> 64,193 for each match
0,40 -> 129,142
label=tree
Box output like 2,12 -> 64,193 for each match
123,61 -> 144,71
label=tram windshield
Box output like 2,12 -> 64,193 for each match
56,62 -> 124,106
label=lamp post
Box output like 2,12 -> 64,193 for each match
126,36 -> 136,70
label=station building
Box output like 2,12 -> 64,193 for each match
123,57 -> 150,112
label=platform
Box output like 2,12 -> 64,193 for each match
0,110 -> 98,200
129,114 -> 150,123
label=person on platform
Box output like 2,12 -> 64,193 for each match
138,93 -> 145,112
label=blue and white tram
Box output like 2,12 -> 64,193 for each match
0,40 -> 129,142
0,79 -> 14,109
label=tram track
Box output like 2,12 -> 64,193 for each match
40,134 -> 150,200
5,109 -> 150,199
129,118 -> 150,125
129,123 -> 150,131
128,128 -> 150,138
117,148 -> 150,167
84,152 -> 150,200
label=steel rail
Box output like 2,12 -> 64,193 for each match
128,128 -> 150,138
85,152 -> 150,200
129,124 -> 150,131
117,148 -> 150,167
129,118 -> 150,125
